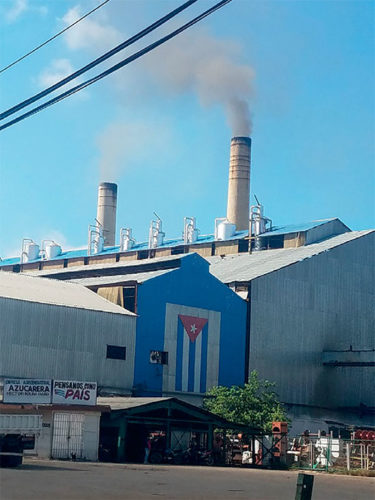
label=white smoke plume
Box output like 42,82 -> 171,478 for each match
96,121 -> 172,182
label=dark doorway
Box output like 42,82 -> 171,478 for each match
125,424 -> 148,463
99,427 -> 119,462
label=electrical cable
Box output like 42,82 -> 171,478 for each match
0,0 -> 111,75
0,0 -> 232,132
0,0 -> 198,121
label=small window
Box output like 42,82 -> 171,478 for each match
106,345 -> 126,360
138,250 -> 149,260
123,286 -> 136,313
171,245 -> 185,255
265,235 -> 284,249
22,434 -> 36,450
149,350 -> 168,365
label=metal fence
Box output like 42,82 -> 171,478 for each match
287,436 -> 375,472
51,413 -> 85,460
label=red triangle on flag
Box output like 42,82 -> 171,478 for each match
178,315 -> 208,343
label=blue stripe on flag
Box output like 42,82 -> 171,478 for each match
188,336 -> 195,392
200,325 -> 208,393
175,320 -> 183,391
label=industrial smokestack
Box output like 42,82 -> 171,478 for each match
96,182 -> 117,246
226,137 -> 251,231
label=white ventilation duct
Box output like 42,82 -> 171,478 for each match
120,228 -> 135,251
148,217 -> 165,249
183,217 -> 199,244
21,239 -> 40,263
214,218 -> 236,241
88,224 -> 104,255
250,203 -> 272,251
41,240 -> 62,260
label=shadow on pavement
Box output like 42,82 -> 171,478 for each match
18,463 -> 87,472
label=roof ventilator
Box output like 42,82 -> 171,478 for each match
41,240 -> 62,260
249,199 -> 272,251
183,217 -> 199,244
148,214 -> 165,249
214,218 -> 236,241
21,238 -> 40,263
120,228 -> 136,251
88,222 -> 104,256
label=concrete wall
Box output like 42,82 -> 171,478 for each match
28,409 -> 100,460
133,254 -> 247,397
0,298 -> 136,392
249,232 -> 375,410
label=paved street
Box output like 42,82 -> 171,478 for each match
1,459 -> 374,500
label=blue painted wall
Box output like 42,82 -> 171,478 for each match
133,253 -> 246,396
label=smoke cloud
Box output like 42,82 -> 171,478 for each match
62,5 -> 255,180
96,121 -> 172,182
61,5 -> 254,136
140,29 -> 254,136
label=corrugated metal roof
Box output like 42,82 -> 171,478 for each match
97,397 -> 172,410
0,272 -> 136,316
0,219 -> 351,266
207,230 -> 374,284
258,218 -> 341,237
70,268 -> 175,287
23,253 -> 184,277
0,231 -> 248,267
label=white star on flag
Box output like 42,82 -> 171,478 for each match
178,314 -> 208,343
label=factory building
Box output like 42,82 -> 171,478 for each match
20,228 -> 374,431
1,134 -> 373,432
0,272 -> 136,393
208,229 -> 375,432
6,254 -> 247,403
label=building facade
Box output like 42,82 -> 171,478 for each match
67,253 -> 247,402
209,230 -> 375,432
0,273 -> 136,394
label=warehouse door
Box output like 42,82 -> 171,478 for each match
51,413 -> 84,459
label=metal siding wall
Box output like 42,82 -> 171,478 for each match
134,257 -> 246,395
0,298 -> 136,391
249,232 -> 375,409
305,219 -> 349,245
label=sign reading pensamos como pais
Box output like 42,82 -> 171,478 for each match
4,379 -> 52,404
52,380 -> 97,406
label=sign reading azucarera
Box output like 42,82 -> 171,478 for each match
4,379 -> 52,404
52,380 -> 97,406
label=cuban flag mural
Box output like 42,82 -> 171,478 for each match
162,303 -> 221,394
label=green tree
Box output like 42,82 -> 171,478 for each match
203,371 -> 288,433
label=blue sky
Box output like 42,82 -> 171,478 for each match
0,0 -> 374,257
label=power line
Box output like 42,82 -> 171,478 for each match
0,0 -> 198,121
0,0 -> 111,75
0,0 -> 232,132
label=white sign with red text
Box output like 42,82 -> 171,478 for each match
52,380 -> 97,406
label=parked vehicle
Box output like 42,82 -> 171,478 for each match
0,414 -> 42,467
